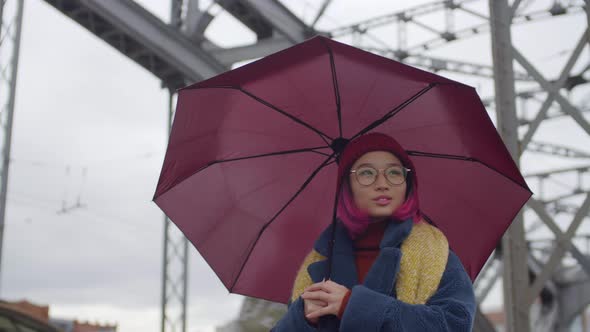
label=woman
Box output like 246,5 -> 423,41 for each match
272,132 -> 476,331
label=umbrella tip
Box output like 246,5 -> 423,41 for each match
331,137 -> 350,155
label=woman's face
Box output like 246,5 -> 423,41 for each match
349,151 -> 408,221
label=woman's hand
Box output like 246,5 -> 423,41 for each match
303,298 -> 327,325
301,280 -> 350,320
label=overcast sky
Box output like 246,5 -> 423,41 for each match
1,0 -> 588,332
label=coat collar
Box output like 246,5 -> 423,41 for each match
308,218 -> 414,293
313,218 -> 414,256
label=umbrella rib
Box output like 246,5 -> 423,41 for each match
407,150 -> 476,161
229,153 -> 336,292
189,85 -> 334,142
352,83 -> 437,140
153,146 -> 329,201
407,150 -> 533,193
320,38 -> 343,137
214,146 -> 331,164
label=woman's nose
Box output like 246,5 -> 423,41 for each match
374,172 -> 390,189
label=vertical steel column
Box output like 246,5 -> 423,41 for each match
489,1 -> 530,331
161,90 -> 189,332
586,1 -> 590,49
161,212 -> 168,332
161,2 -> 190,331
0,0 -> 23,294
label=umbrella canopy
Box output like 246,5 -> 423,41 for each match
153,36 -> 531,304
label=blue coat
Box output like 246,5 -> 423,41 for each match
272,219 -> 476,331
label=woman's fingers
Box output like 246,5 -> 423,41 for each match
305,298 -> 327,307
301,290 -> 331,302
305,305 -> 334,320
305,280 -> 339,292
302,281 -> 350,320
304,283 -> 327,292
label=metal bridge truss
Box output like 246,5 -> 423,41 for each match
0,0 -> 587,331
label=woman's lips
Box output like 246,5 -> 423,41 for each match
373,196 -> 392,206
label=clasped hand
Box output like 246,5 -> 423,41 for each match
301,280 -> 350,324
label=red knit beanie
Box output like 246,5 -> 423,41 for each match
336,132 -> 416,190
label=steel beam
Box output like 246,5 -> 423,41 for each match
525,165 -> 590,179
513,46 -> 590,136
328,0 -> 477,37
183,0 -> 214,42
527,195 -> 590,305
527,199 -> 590,276
587,0 -> 590,50
217,0 -> 312,43
489,1 -> 530,331
475,256 -> 502,302
329,1 -> 584,54
520,30 -> 589,149
474,306 -> 498,332
43,0 -> 226,88
0,0 -> 23,294
204,34 -> 293,65
366,47 -> 532,79
510,0 -> 524,18
311,0 -> 332,28
557,267 -> 590,331
527,141 -> 590,159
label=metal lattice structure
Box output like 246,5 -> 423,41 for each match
0,0 -> 584,331
160,90 -> 189,332
0,0 -> 23,294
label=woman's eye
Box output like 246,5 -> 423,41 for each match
359,169 -> 375,176
387,169 -> 402,176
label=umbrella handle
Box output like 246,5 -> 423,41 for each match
326,177 -> 342,280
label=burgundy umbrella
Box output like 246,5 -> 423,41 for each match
153,36 -> 531,304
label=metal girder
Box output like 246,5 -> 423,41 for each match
205,33 -> 535,79
525,165 -> 590,179
43,0 -> 227,89
545,201 -> 590,215
203,34 -> 292,65
474,306 -> 498,332
527,251 -> 558,296
481,89 -> 590,125
183,0 -> 214,42
215,0 -> 273,39
216,0 -> 313,43
556,267 -> 590,331
527,197 -> 590,276
329,0 -> 584,54
160,4 -> 192,331
513,46 -> 590,137
518,29 -> 589,150
160,91 -> 189,332
328,0 -> 478,37
408,4 -> 584,53
489,1 -> 530,331
526,141 -> 590,159
310,0 -> 332,28
527,195 -> 590,305
0,0 -> 23,294
587,0 -> 590,50
367,48 -> 533,80
474,255 -> 503,302
511,0 -> 524,18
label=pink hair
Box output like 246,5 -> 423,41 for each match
336,171 -> 421,239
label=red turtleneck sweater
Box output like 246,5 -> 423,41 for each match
337,220 -> 387,318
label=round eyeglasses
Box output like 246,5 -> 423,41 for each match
350,165 -> 411,186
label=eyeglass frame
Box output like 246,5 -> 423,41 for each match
350,165 -> 412,186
